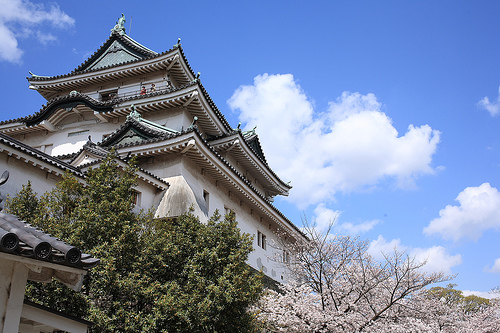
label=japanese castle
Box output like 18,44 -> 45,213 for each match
0,15 -> 305,283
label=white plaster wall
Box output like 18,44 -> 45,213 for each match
143,107 -> 193,133
12,117 -> 125,157
133,178 -> 165,213
0,153 -> 62,203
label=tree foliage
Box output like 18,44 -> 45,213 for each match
427,284 -> 491,315
255,220 -> 500,332
6,153 -> 262,332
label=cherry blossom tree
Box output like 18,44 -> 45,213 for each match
256,220 -> 500,332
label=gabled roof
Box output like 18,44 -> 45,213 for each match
69,140 -> 170,191
75,30 -> 157,72
242,126 -> 267,164
27,34 -> 195,90
100,108 -> 178,148
25,91 -> 115,127
0,91 -> 114,133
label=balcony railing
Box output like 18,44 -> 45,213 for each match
100,83 -> 175,102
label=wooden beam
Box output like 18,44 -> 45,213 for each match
166,54 -> 180,71
1,260 -> 28,333
40,120 -> 56,132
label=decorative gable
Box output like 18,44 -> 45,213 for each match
243,127 -> 267,164
75,20 -> 157,73
101,108 -> 178,148
107,127 -> 155,147
85,39 -> 149,71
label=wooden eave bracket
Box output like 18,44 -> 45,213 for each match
226,139 -> 239,152
181,139 -> 196,154
40,120 -> 56,132
166,54 -> 180,71
183,91 -> 199,107
94,111 -> 109,123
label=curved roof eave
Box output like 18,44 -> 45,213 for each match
195,82 -> 233,133
209,132 -> 292,193
111,83 -> 233,137
27,42 -> 196,90
24,92 -> 114,127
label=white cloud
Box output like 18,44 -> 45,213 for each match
368,235 -> 462,275
463,290 -> 500,300
306,204 -> 378,236
228,73 -> 441,208
36,31 -> 57,45
336,219 -> 380,235
368,235 -> 403,261
478,86 -> 500,116
424,183 -> 500,242
411,245 -> 462,275
485,257 -> 500,274
313,203 -> 340,232
0,0 -> 74,63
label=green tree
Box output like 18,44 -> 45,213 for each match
6,152 -> 262,332
428,283 -> 490,314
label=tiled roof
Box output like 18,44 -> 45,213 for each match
208,130 -> 292,191
25,92 -> 115,127
194,129 -> 303,238
0,212 -> 99,269
54,152 -> 78,161
81,140 -> 110,157
75,31 -> 157,72
26,34 -> 195,85
0,92 -> 115,127
71,140 -> 170,189
102,125 -> 193,150
197,81 -> 233,133
242,129 -> 267,162
100,113 -> 177,148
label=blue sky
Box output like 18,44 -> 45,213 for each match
1,0 -> 499,297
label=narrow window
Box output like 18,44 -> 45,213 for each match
100,90 -> 118,101
283,250 -> 290,263
132,190 -> 141,206
203,190 -> 209,210
257,231 -> 266,250
68,129 -> 89,137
